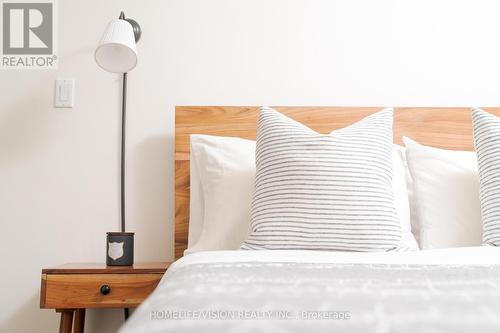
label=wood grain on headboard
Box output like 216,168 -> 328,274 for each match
174,106 -> 500,259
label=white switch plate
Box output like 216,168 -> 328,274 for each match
55,79 -> 74,108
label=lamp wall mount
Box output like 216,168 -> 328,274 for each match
119,11 -> 141,43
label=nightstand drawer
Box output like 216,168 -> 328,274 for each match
41,273 -> 163,308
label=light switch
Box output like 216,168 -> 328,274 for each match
55,79 -> 74,108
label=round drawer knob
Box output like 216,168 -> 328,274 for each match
100,284 -> 111,295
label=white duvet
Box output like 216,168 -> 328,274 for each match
120,247 -> 500,333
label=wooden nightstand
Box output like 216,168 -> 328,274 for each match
40,262 -> 171,333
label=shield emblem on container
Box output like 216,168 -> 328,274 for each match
108,241 -> 124,260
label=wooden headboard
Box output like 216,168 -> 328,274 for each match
174,106 -> 500,259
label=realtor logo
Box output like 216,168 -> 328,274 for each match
1,0 -> 57,69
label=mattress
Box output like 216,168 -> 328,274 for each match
120,247 -> 500,333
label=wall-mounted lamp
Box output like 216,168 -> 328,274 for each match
95,11 -> 141,276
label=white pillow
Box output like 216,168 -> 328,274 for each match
403,136 -> 482,249
187,148 -> 204,247
393,146 -> 419,250
187,135 -> 255,253
187,134 -> 418,253
397,147 -> 421,245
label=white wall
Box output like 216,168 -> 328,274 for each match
1,0 -> 500,332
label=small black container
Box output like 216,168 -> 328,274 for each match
106,232 -> 134,266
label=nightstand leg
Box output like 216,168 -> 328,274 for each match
74,309 -> 85,333
58,310 -> 74,333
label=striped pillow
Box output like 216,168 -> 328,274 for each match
472,108 -> 500,246
241,107 -> 402,251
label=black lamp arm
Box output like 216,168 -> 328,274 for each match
120,72 -> 127,233
116,10 -> 141,234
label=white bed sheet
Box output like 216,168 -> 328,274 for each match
121,247 -> 500,333
174,246 -> 500,270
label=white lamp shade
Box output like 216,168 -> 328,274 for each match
95,19 -> 137,73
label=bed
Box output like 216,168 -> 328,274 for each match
120,106 -> 500,333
